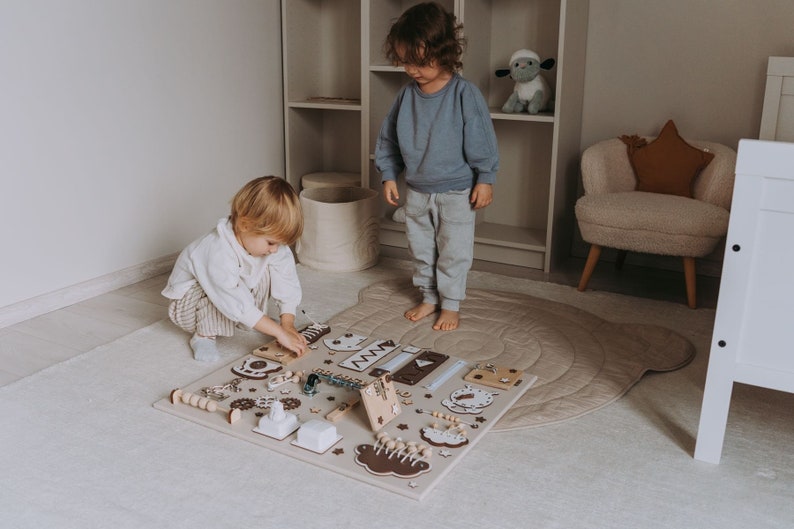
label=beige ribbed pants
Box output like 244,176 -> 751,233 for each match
168,275 -> 270,337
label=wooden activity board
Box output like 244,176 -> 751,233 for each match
153,325 -> 535,500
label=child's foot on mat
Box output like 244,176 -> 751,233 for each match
190,333 -> 220,362
433,309 -> 459,331
404,302 -> 437,322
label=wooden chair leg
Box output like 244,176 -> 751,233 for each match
578,244 -> 602,292
683,256 -> 697,309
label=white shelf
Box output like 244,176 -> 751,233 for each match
283,0 -> 589,272
489,109 -> 556,123
369,65 -> 404,73
288,100 -> 362,111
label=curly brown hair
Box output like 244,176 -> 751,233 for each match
384,2 -> 465,72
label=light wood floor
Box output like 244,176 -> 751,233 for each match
0,257 -> 719,388
0,274 -> 171,387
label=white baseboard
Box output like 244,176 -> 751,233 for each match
0,254 -> 177,329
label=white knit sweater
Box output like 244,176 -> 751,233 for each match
161,218 -> 302,328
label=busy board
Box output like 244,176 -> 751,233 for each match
153,324 -> 536,500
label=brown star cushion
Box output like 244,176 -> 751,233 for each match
620,120 -> 714,197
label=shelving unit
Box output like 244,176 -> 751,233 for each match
281,0 -> 589,273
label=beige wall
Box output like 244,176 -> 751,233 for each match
582,0 -> 794,149
0,0 -> 284,311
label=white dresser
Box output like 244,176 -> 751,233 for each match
695,139 -> 794,464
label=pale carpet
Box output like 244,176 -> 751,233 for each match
0,260 -> 792,529
326,278 -> 694,431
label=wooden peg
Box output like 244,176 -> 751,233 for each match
325,394 -> 361,422
170,388 -> 241,424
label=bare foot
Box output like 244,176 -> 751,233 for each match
405,302 -> 437,322
433,309 -> 459,331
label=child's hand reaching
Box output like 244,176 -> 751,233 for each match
277,324 -> 308,357
253,314 -> 308,357
470,183 -> 493,210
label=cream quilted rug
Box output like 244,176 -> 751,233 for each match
327,279 -> 695,431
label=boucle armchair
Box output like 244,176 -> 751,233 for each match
575,137 -> 737,308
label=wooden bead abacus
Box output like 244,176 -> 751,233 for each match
170,388 -> 242,424
415,408 -> 479,428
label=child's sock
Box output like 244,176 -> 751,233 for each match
189,333 -> 220,362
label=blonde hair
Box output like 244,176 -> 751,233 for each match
230,176 -> 303,245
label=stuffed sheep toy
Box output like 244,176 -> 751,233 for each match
495,49 -> 555,114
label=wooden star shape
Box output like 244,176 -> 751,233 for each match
396,423 -> 409,431
408,481 -> 418,489
332,448 -> 344,455
439,449 -> 452,458
310,407 -> 321,414
475,416 -> 486,423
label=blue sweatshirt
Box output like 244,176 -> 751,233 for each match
375,74 -> 499,193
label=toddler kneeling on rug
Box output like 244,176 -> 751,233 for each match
162,176 -> 307,361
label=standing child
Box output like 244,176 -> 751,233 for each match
162,176 -> 308,361
375,2 -> 499,331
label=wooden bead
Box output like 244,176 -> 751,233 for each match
170,389 -> 183,404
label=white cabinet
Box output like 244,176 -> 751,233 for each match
694,139 -> 794,464
282,0 -> 589,272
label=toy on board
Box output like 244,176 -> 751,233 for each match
252,316 -> 330,365
441,384 -> 499,414
292,419 -> 342,453
464,363 -> 524,390
252,399 -> 300,440
170,388 -> 242,424
354,431 -> 432,478
303,368 -> 402,431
